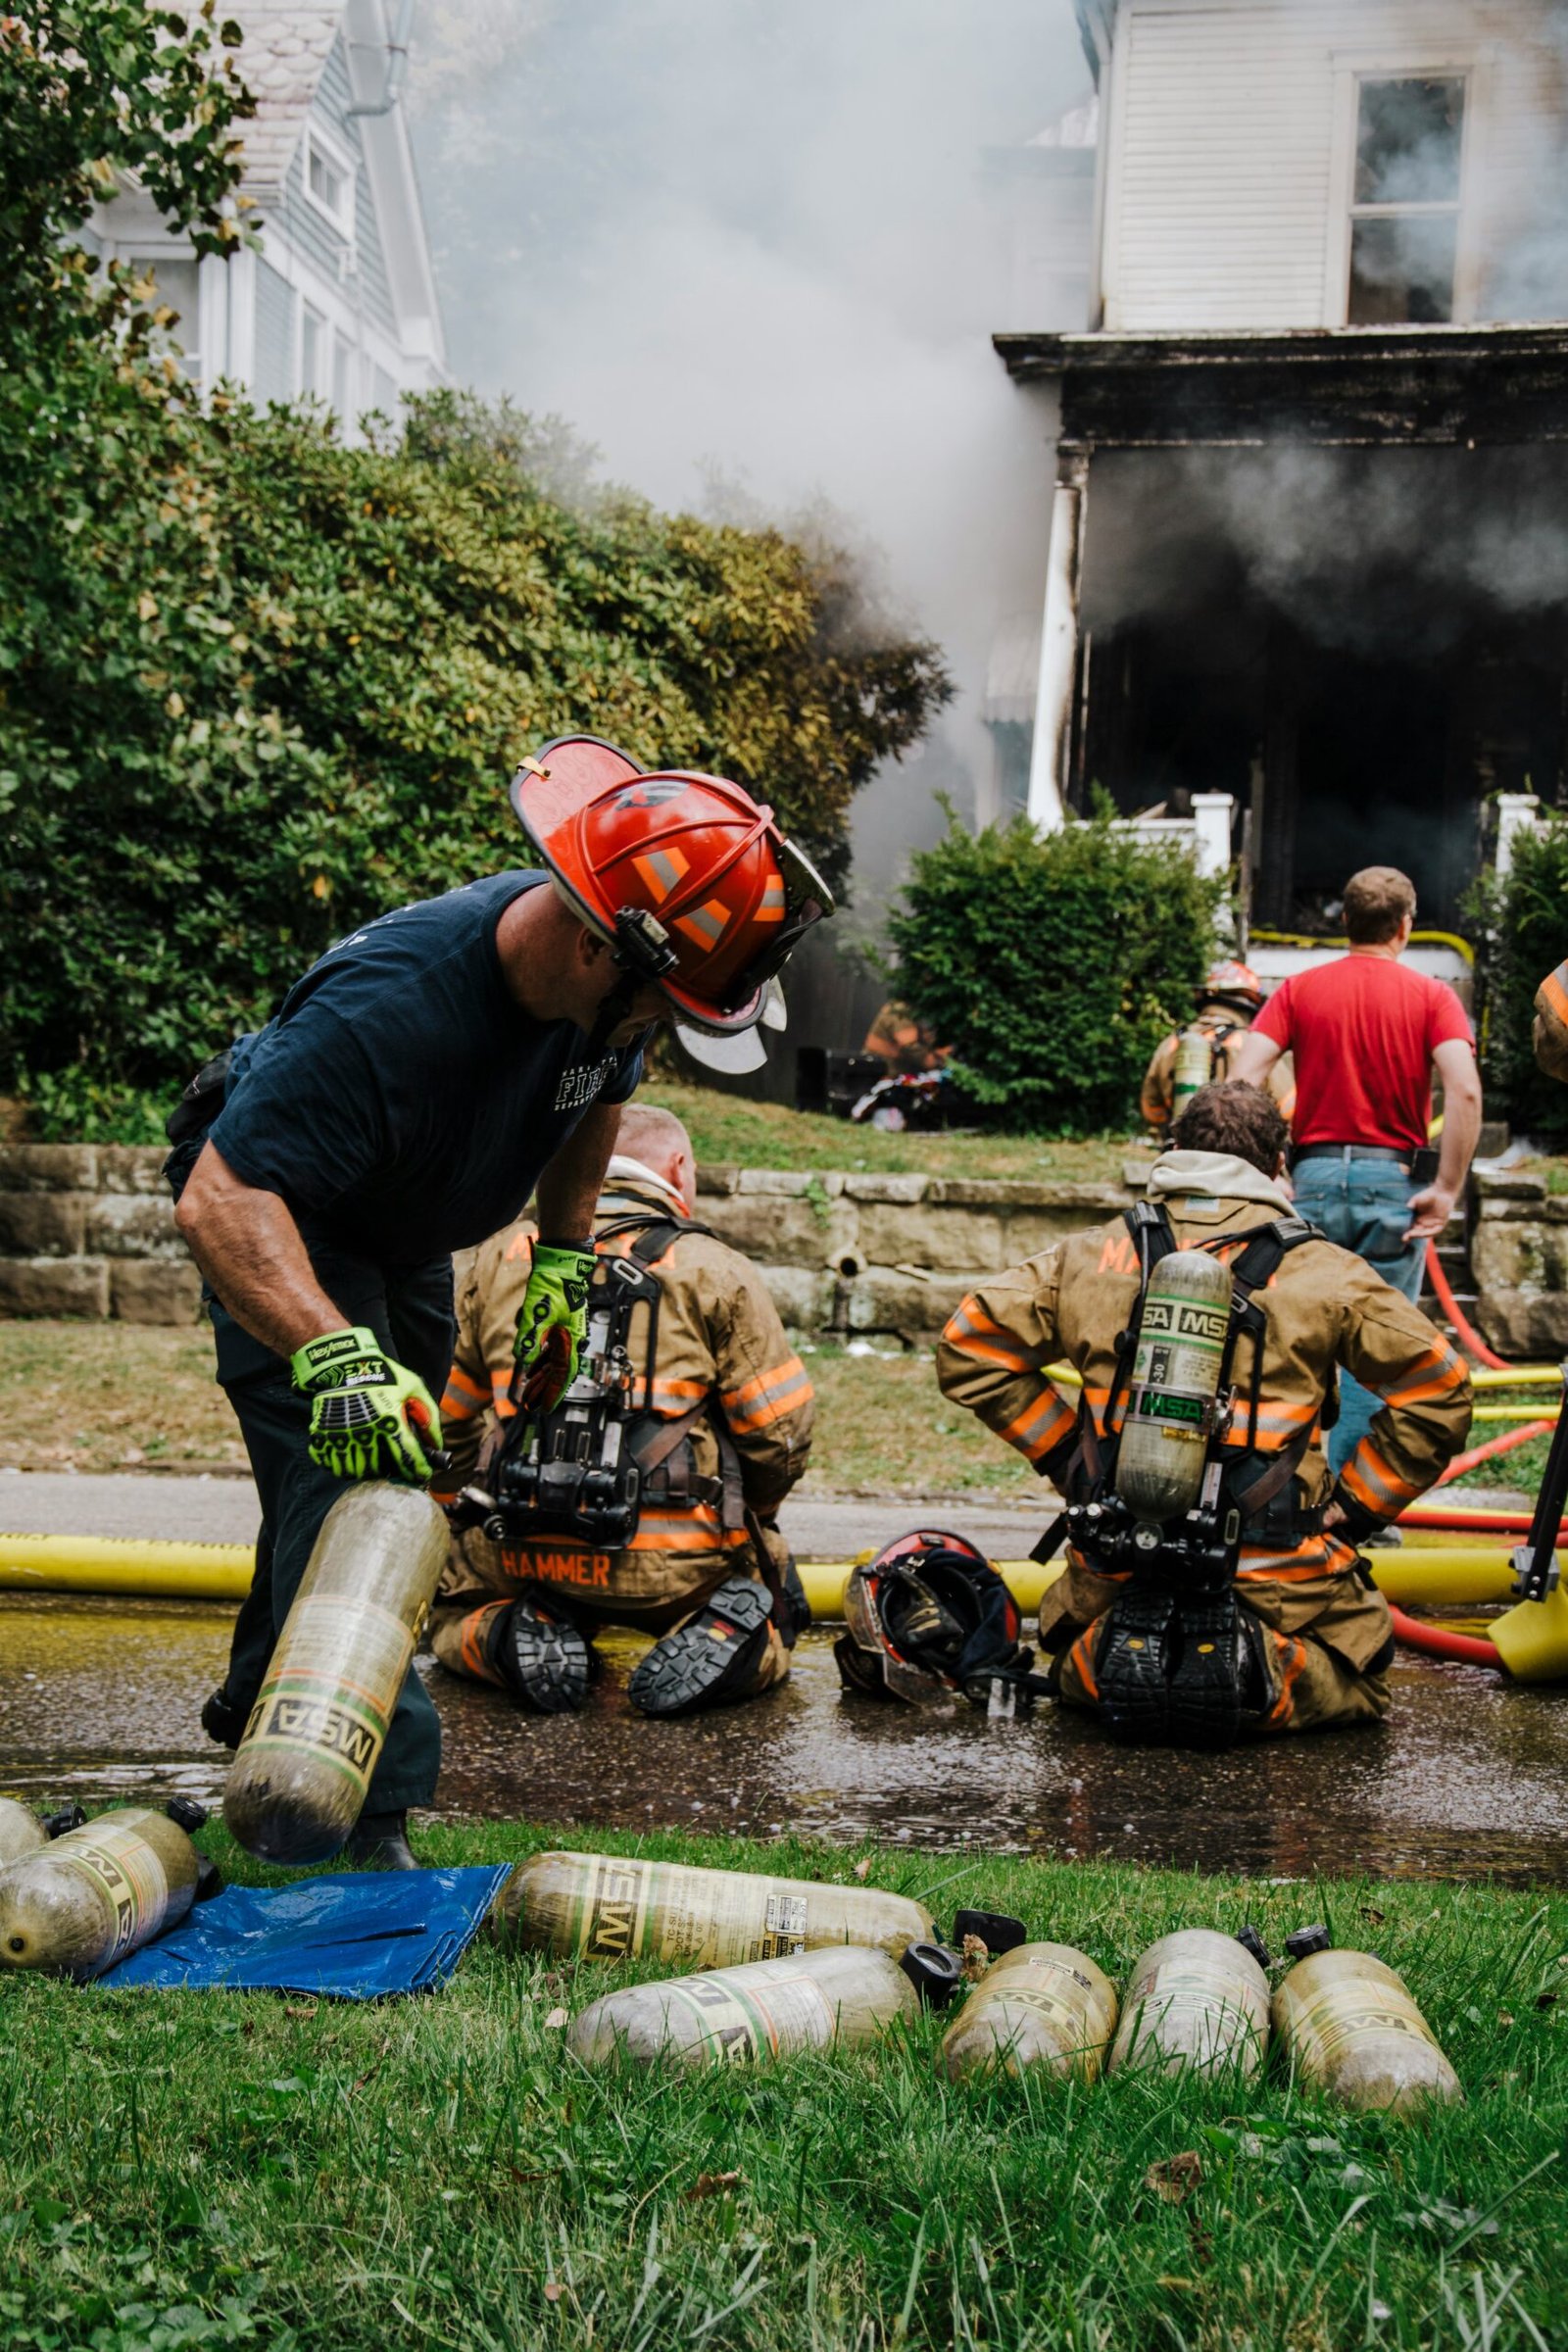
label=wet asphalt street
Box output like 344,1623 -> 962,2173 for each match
1,1588 -> 1565,1886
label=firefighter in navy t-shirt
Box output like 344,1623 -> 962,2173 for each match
168,736 -> 833,1868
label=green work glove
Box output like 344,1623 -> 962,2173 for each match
512,1241 -> 597,1413
291,1326 -> 444,1486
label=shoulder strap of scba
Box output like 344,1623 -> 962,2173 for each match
584,1209 -> 746,1535
1054,1200 -> 1332,1519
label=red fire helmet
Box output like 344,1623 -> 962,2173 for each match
511,735 -> 833,1035
1198,958 -> 1265,1016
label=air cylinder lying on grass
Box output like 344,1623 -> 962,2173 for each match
939,1941 -> 1118,2081
1107,1929 -> 1271,2082
0,1797 -> 82,1868
0,1799 -> 213,1981
494,1848 -> 937,1967
224,1484 -> 449,1865
569,1940 -> 960,2068
1272,1928 -> 1462,2114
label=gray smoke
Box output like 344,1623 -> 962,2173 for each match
408,0 -> 1087,897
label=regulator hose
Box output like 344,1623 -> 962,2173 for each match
1426,1240 -> 1510,1370
1387,1605 -> 1503,1669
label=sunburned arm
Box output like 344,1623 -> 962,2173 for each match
1405,1039 -> 1483,1242
534,1100 -> 621,1244
174,1141 -> 346,1357
1229,1028 -> 1283,1089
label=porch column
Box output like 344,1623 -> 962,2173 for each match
1026,448 -> 1089,833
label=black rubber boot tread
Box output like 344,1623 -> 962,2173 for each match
346,1810 -> 418,1871
1096,1590 -> 1175,1744
498,1600 -> 591,1714
1168,1594 -> 1245,1750
629,1577 -> 773,1718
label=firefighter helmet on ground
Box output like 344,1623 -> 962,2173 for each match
512,735 -> 833,1036
836,1527 -> 1033,1704
1196,960 -> 1265,1017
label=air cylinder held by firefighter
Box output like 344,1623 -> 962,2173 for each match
0,1799 -> 210,1982
224,1485 -> 448,1866
1271,1929 -> 1462,2114
1107,1929 -> 1271,2081
1171,1027 -> 1213,1116
1115,1250 -> 1233,1525
493,1849 -> 937,1968
939,1941 -> 1118,2082
569,1940 -> 960,2069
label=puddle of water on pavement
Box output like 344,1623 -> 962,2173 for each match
3,1595 -> 1567,1885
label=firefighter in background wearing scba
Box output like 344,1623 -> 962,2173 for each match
430,1104 -> 814,1716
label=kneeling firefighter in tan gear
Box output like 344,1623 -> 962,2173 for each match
432,1105 -> 813,1716
937,1081 -> 1471,1744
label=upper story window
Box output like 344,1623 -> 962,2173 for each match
1347,76 -> 1466,324
302,123 -> 356,239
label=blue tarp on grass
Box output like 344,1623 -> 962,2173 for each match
101,1866 -> 511,2000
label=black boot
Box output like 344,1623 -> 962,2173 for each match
345,1811 -> 418,1871
629,1578 -> 774,1718
200,1684 -> 252,1750
495,1599 -> 591,1714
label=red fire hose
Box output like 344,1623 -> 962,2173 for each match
1400,1502 -> 1565,1535
1426,1241 -> 1510,1370
1433,1420 -> 1554,1485
1387,1605 -> 1503,1669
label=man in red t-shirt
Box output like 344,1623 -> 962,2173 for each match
1232,865 -> 1480,1476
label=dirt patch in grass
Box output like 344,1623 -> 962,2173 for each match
0,1320 -> 245,1475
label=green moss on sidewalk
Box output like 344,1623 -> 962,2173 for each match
1,1825 -> 1564,2349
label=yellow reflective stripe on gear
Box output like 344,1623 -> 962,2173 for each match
1376,1339 -> 1468,1407
1340,1441 -> 1423,1514
722,1356 -> 812,1434
1000,1388 -> 1076,1462
941,1298 -> 1044,1373
1540,961 -> 1568,1028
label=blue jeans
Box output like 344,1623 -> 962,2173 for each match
1290,1152 -> 1424,1478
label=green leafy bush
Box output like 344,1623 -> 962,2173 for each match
887,803 -> 1225,1132
1469,817 -> 1568,1143
0,15 -> 949,1113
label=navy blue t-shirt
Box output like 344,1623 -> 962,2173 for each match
208,872 -> 644,1264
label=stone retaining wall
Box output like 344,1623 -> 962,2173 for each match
0,1144 -> 1138,1337
5,1144 -> 1556,1350
1468,1168 -> 1568,1354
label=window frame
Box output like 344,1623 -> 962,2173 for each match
1326,48 -> 1489,328
300,120 -> 357,241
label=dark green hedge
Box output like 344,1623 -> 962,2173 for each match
1471,819 -> 1568,1144
0,11 -> 950,1136
886,804 -> 1224,1132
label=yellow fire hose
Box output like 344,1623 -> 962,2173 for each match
0,1530 -> 1545,1622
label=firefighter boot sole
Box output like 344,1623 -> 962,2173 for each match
1167,1594 -> 1245,1750
628,1578 -> 774,1718
1096,1590 -> 1175,1744
498,1601 -> 591,1714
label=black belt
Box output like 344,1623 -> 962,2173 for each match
1293,1144 -> 1410,1171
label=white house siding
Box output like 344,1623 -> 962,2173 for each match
1101,0 -> 1568,331
253,257 -> 296,403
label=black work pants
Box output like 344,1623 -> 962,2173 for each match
211,1245 -> 456,1818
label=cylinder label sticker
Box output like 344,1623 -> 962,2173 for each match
240,1594 -> 414,1801
572,1861 -> 812,1968
64,1821 -> 172,1961
665,1966 -> 837,2063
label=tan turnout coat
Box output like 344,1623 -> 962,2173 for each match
430,1178 -> 813,1687
936,1157 -> 1471,1734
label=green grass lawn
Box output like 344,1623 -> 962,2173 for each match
1,1825 -> 1563,2351
642,1080 -> 1141,1184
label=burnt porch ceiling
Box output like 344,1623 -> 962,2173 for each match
993,324 -> 1568,450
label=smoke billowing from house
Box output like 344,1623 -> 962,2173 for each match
408,0 -> 1086,895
